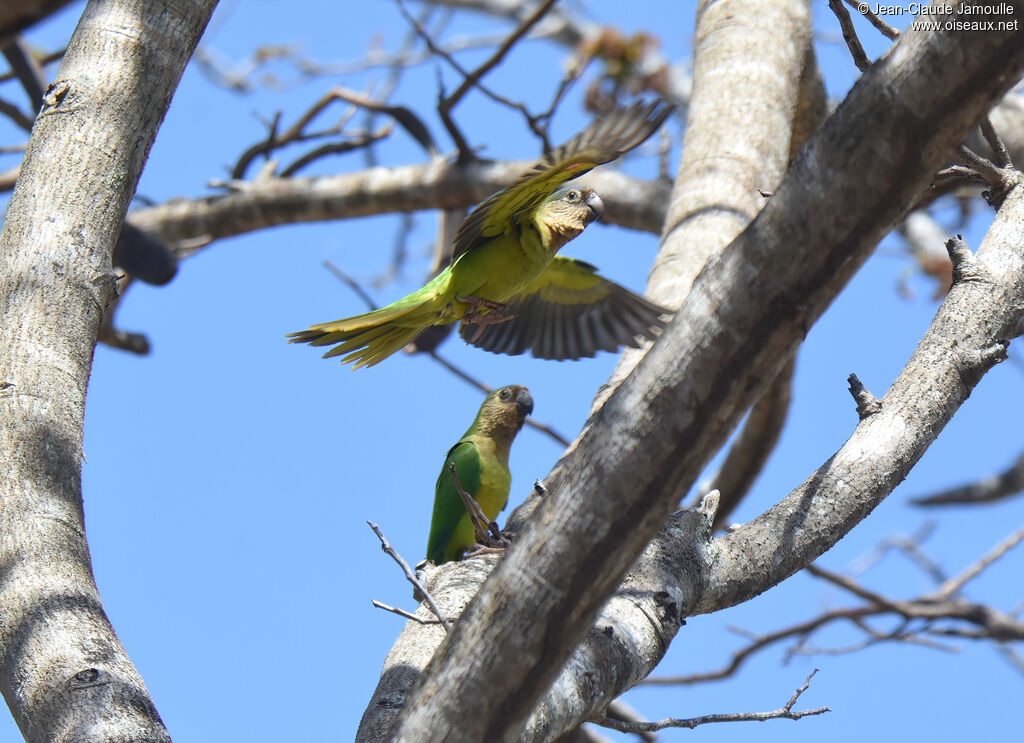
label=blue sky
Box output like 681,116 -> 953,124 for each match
4,1 -> 1022,740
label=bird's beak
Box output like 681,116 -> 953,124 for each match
515,389 -> 534,418
584,191 -> 604,223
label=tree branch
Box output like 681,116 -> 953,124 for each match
598,670 -> 828,732
362,5 -> 1024,741
0,1 -> 216,741
127,162 -> 669,248
911,450 -> 1024,506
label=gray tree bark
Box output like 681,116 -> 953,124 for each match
359,2 -> 1024,741
0,1 -> 215,741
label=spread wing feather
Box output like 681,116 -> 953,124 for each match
459,256 -> 671,360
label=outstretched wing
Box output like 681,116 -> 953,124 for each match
459,256 -> 671,360
451,101 -> 673,261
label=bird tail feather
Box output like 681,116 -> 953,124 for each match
287,302 -> 430,368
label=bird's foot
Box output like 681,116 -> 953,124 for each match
457,295 -> 515,342
465,542 -> 508,560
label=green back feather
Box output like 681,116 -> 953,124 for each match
426,441 -> 483,565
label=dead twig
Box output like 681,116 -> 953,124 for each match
280,125 -> 393,176
367,520 -> 451,631
929,524 -> 1024,600
647,527 -> 1024,685
397,0 -> 559,160
231,85 -> 426,180
842,0 -> 899,39
828,0 -> 871,72
980,115 -> 1013,168
371,599 -> 446,625
601,671 -> 829,732
912,451 -> 1024,507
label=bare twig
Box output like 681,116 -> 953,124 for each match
993,643 -> 1024,677
828,0 -> 871,72
805,564 -> 906,612
437,0 -> 557,155
97,276 -> 151,355
842,0 -> 899,39
980,116 -> 1013,168
911,451 -> 1024,506
931,164 -> 988,190
647,525 -> 1024,685
371,212 -> 416,289
280,125 -> 393,176
397,0 -> 559,160
929,524 -> 1024,600
1,35 -> 46,111
644,606 -> 881,685
956,144 -> 1007,187
360,2 -> 439,169
367,521 -> 451,631
847,521 -> 944,583
371,599 -> 446,625
322,260 -> 378,309
601,700 -> 656,743
787,618 -> 960,656
231,85 -> 426,180
0,95 -> 33,131
601,671 -> 828,732
321,86 -> 437,156
0,46 -> 63,85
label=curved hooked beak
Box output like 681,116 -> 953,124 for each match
515,388 -> 534,418
584,191 -> 605,224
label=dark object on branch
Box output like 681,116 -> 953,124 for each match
0,0 -> 76,41
113,223 -> 178,286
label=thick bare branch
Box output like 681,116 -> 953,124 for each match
364,6 -> 1024,741
0,2 -> 216,741
126,162 -> 670,247
597,0 -> 825,405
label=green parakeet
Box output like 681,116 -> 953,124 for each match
426,385 -> 533,565
288,101 -> 673,368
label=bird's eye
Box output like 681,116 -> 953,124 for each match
499,388 -> 512,401
565,189 -> 580,202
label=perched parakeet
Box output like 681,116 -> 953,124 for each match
288,101 -> 673,368
426,385 -> 533,565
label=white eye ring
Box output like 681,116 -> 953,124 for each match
566,190 -> 580,201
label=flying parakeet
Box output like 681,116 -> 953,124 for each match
288,101 -> 673,368
426,385 -> 533,565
